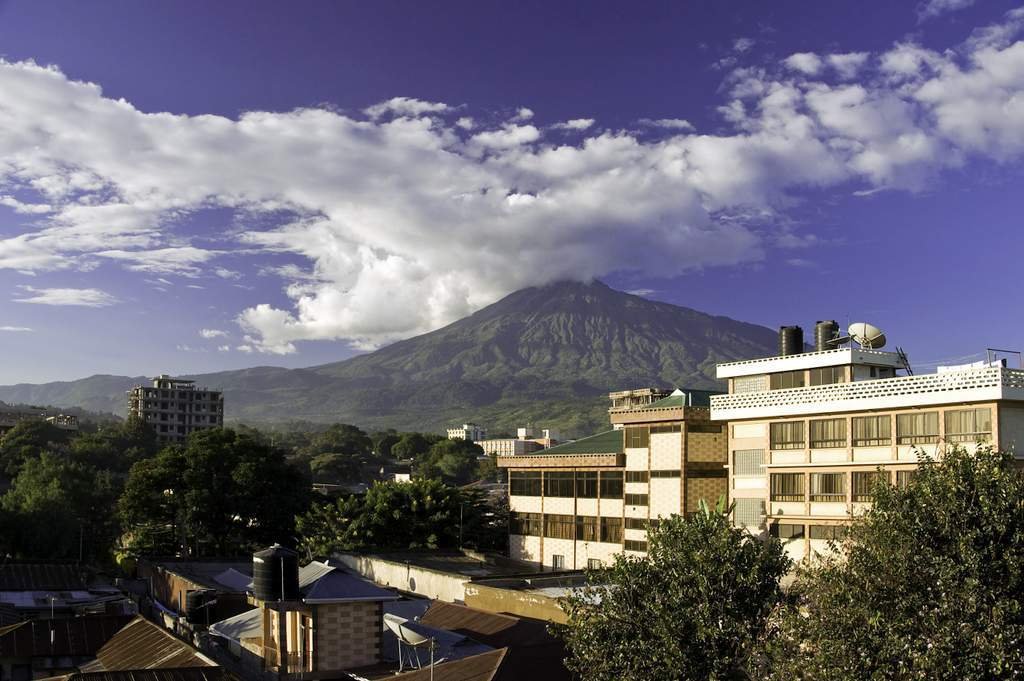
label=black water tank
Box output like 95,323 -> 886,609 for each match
253,544 -> 300,602
814,320 -> 839,351
778,326 -> 804,356
185,589 -> 215,625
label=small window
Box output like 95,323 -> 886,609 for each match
733,498 -> 766,528
896,469 -> 917,489
809,525 -> 848,541
625,471 -> 649,483
687,423 -> 723,433
600,517 -> 622,543
770,523 -> 805,540
587,559 -> 602,570
599,471 -> 623,498
809,366 -> 846,386
551,555 -> 564,570
770,473 -> 804,502
625,427 -> 650,449
770,421 -> 806,450
509,512 -> 542,536
810,472 -> 845,502
575,516 -> 599,542
650,424 -> 682,434
733,449 -> 765,477
575,471 -> 598,498
544,472 -> 575,497
624,539 -> 648,552
770,370 -> 805,390
944,408 -> 993,443
650,469 -> 681,478
624,493 -> 649,506
624,517 -> 649,530
543,514 -> 574,539
852,415 -> 891,447
852,471 -> 885,502
809,418 -> 847,448
509,472 -> 542,496
897,412 -> 939,445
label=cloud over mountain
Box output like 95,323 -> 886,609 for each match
0,8 -> 1023,352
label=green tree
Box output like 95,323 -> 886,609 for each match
120,429 -> 310,556
2,452 -> 119,561
70,415 -> 159,474
298,423 -> 373,483
391,432 -> 438,460
0,419 -> 71,478
761,446 -> 1024,680
556,504 -> 789,681
372,430 -> 401,459
297,478 -> 503,556
415,438 -> 485,485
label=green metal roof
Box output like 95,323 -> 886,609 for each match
541,429 -> 624,456
645,388 -> 721,409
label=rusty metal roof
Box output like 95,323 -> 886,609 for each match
57,668 -> 223,681
0,564 -> 88,591
386,648 -> 507,681
87,617 -> 216,671
0,614 -> 133,657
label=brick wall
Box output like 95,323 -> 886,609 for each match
314,601 -> 381,672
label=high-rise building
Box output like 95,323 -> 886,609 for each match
127,375 -> 224,444
498,388 -> 726,570
710,323 -> 1024,563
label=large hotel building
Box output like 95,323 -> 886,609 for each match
498,388 -> 727,570
499,322 -> 1024,569
127,375 -> 224,444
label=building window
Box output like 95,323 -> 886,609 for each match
852,415 -> 891,447
810,472 -> 845,502
770,370 -> 805,390
600,517 -> 623,543
770,421 -> 806,450
650,469 -> 681,478
599,471 -> 623,498
625,426 -> 649,449
733,374 -> 768,393
770,523 -> 805,540
688,423 -> 723,433
809,366 -> 846,386
575,471 -> 598,498
896,470 -> 917,489
575,516 -> 599,542
733,498 -> 766,528
625,471 -> 649,483
544,472 -> 575,497
509,512 -> 542,536
770,473 -> 804,502
624,493 -> 649,506
543,514 -> 574,540
509,472 -> 542,496
944,408 -> 993,443
624,517 -> 649,530
852,471 -> 885,502
897,412 -> 939,445
587,559 -> 602,570
650,424 -> 682,434
809,525 -> 847,541
733,449 -> 765,477
550,555 -> 564,570
624,539 -> 648,552
809,418 -> 847,449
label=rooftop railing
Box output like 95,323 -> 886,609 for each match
716,346 -> 900,370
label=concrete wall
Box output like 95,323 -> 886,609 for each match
463,583 -> 567,624
335,554 -> 469,603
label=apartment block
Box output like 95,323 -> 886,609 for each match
446,423 -> 487,442
498,388 -> 726,570
127,375 -> 224,444
710,324 -> 1024,563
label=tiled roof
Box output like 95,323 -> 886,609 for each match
386,648 -> 507,681
0,564 -> 88,591
538,430 -> 623,456
83,616 -> 216,671
0,614 -> 133,657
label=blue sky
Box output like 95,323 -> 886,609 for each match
0,0 -> 1023,383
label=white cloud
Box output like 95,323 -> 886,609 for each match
627,288 -> 655,297
0,11 -> 1023,353
455,116 -> 475,130
0,325 -> 32,332
13,285 -> 118,307
200,328 -> 228,339
217,344 -> 231,352
733,37 -> 756,53
784,52 -> 824,75
638,118 -> 695,131
553,118 -> 595,131
0,196 -> 51,214
514,107 -> 534,121
918,0 -> 975,21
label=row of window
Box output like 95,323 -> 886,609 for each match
509,471 -> 624,498
510,513 -> 624,543
624,539 -> 649,552
624,469 -> 683,483
768,408 -> 992,450
771,523 -> 848,541
624,423 -> 723,449
770,470 -> 916,503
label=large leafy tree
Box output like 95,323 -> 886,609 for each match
760,446 -> 1024,680
391,432 -> 441,460
0,419 -> 72,478
557,504 -> 789,681
120,428 -> 311,555
297,478 -> 505,557
69,415 -> 160,474
415,437 -> 485,485
298,423 -> 373,483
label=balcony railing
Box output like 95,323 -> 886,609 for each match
711,367 -> 1024,419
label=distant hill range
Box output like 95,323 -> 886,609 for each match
0,281 -> 779,436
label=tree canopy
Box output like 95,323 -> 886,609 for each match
557,503 -> 789,681
414,437 -> 486,485
760,446 -> 1024,680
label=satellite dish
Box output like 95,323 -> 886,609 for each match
848,322 -> 886,349
384,614 -> 431,646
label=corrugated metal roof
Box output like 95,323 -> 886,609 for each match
88,617 -> 216,671
0,564 -> 87,591
0,614 -> 133,657
386,648 -> 507,681
539,430 -> 623,456
61,668 -> 223,681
